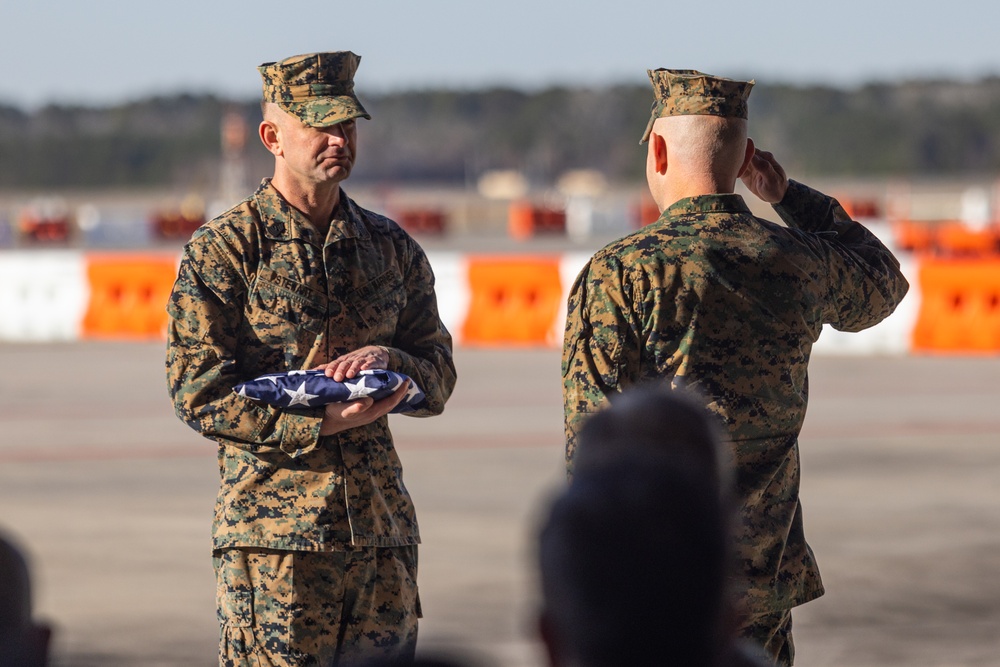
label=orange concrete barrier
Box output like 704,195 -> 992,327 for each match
82,254 -> 178,340
935,222 -> 999,256
508,202 -> 566,240
912,258 -> 1000,353
892,220 -> 936,253
461,256 -> 562,346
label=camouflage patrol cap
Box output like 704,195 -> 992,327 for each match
258,51 -> 371,127
640,69 -> 754,144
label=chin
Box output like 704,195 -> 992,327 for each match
321,166 -> 352,183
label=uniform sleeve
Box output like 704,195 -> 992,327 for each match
382,243 -> 456,417
561,256 -> 642,477
165,231 -> 323,456
773,179 -> 909,332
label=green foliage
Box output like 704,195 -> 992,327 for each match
2,78 -> 1000,190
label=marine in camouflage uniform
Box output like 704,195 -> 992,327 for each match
166,52 -> 456,666
562,69 -> 909,666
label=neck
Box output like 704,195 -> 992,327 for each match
270,173 -> 342,233
653,173 -> 736,212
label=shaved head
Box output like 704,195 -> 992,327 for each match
261,101 -> 284,124
656,114 -> 748,182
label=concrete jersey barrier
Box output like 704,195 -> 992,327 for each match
0,249 -> 993,355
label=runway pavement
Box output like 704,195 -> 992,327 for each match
1,342 -> 998,666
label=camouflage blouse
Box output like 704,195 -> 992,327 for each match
167,180 -> 456,551
562,180 -> 908,612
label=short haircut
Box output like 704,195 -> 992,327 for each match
655,114 -> 749,184
0,531 -> 51,667
539,451 -> 729,667
0,532 -> 32,630
575,384 -> 731,501
541,386 -> 736,666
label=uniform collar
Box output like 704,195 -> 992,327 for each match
662,193 -> 752,218
253,178 -> 370,245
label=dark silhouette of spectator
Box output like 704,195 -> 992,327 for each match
0,531 -> 52,667
363,652 -> 488,667
574,384 -> 732,496
537,385 -> 772,667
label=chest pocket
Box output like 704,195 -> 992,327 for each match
346,268 -> 405,346
245,268 -> 327,368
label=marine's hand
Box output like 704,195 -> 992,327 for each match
313,345 -> 390,382
741,148 -> 789,204
318,378 -> 410,436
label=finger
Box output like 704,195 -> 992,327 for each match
331,360 -> 353,381
771,159 -> 787,181
324,359 -> 344,377
343,359 -> 364,380
340,397 -> 374,417
361,380 -> 409,420
751,153 -> 773,173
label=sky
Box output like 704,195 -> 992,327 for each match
3,0 -> 1000,108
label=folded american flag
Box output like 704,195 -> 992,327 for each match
233,369 -> 426,413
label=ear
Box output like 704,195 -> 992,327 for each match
651,131 -> 668,175
259,120 -> 282,157
736,136 -> 755,179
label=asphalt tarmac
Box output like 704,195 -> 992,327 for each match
1,343 -> 998,666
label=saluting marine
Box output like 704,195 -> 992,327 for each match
562,69 -> 908,665
166,51 -> 456,666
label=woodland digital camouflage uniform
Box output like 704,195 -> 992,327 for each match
562,181 -> 909,613
214,546 -> 419,666
166,179 -> 456,664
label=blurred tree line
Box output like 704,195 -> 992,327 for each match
2,77 -> 1000,191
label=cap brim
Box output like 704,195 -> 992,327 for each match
280,97 -> 371,128
639,112 -> 656,145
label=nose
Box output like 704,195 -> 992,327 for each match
323,122 -> 352,143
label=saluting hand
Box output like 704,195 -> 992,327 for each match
741,148 -> 789,204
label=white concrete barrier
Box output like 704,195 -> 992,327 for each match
812,254 -> 920,356
426,252 -> 470,346
0,251 -> 89,342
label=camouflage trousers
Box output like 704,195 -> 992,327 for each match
213,545 -> 420,667
738,608 -> 794,666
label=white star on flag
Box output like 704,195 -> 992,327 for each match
405,382 -> 421,403
344,375 -> 379,400
284,381 -> 319,407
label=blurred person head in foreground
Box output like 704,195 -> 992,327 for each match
0,531 -> 51,667
539,386 -> 772,667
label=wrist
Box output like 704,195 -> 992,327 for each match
771,179 -> 789,205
